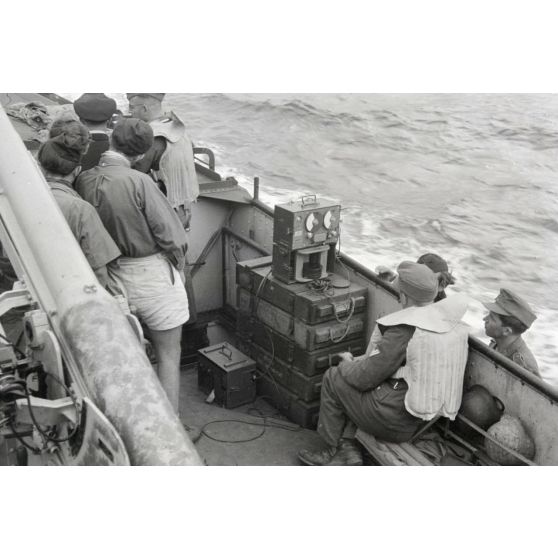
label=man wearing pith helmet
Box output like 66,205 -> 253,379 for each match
127,93 -> 199,326
298,261 -> 470,466
483,288 -> 539,377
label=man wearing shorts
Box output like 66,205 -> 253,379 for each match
76,118 -> 189,413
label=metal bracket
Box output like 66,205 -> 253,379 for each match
15,395 -> 78,427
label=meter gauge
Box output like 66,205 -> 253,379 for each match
305,212 -> 319,232
323,210 -> 335,229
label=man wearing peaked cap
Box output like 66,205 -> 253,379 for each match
126,93 -> 165,103
73,93 -> 118,170
75,118 -> 191,417
298,261 -> 471,466
74,93 -> 117,123
483,288 -> 540,377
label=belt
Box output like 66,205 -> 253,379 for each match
385,378 -> 408,390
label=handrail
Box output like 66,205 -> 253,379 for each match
194,147 -> 215,171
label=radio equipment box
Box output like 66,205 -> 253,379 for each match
237,313 -> 366,376
197,343 -> 256,409
272,196 -> 341,284
237,260 -> 367,325
237,288 -> 366,351
257,374 -> 321,429
250,343 -> 323,403
236,256 -> 273,291
273,197 -> 341,251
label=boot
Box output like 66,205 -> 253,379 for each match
327,439 -> 363,466
298,439 -> 363,466
298,446 -> 336,466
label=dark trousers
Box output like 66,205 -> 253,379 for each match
317,367 -> 423,447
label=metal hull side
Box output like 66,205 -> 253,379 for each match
465,349 -> 558,465
188,197 -> 234,313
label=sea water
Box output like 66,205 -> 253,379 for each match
74,93 -> 558,387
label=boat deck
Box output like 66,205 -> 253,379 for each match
178,363 -> 323,466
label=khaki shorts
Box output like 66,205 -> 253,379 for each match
109,254 -> 189,331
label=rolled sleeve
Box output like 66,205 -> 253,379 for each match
78,204 -> 121,270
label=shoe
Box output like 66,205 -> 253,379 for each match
298,446 -> 336,466
327,439 -> 363,466
298,440 -> 363,466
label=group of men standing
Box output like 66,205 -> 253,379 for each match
38,93 -> 198,414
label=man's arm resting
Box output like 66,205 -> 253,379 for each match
337,324 -> 415,391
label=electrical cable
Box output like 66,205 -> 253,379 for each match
199,409 -> 302,444
249,269 -> 282,394
20,370 -> 80,445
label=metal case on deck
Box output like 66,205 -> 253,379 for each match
237,312 -> 366,376
197,342 -> 256,409
237,262 -> 367,324
257,374 -> 321,429
250,343 -> 323,402
237,288 -> 366,351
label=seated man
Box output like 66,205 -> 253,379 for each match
299,261 -> 470,466
483,288 -> 539,377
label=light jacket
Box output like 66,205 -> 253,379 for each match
377,295 -> 470,420
150,113 -> 199,208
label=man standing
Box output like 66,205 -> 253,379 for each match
37,121 -> 121,288
298,262 -> 470,466
73,93 -> 117,170
483,288 -> 539,377
127,93 -> 199,324
75,118 -> 190,413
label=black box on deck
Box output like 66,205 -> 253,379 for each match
236,256 -> 273,291
237,288 -> 366,351
236,258 -> 367,325
238,312 -> 367,376
250,343 -> 323,403
197,342 -> 257,409
246,265 -> 367,325
257,374 -> 321,429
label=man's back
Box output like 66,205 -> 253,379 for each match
50,181 -> 120,271
75,154 -> 187,269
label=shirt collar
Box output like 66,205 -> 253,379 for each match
48,179 -> 81,198
99,150 -> 132,168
